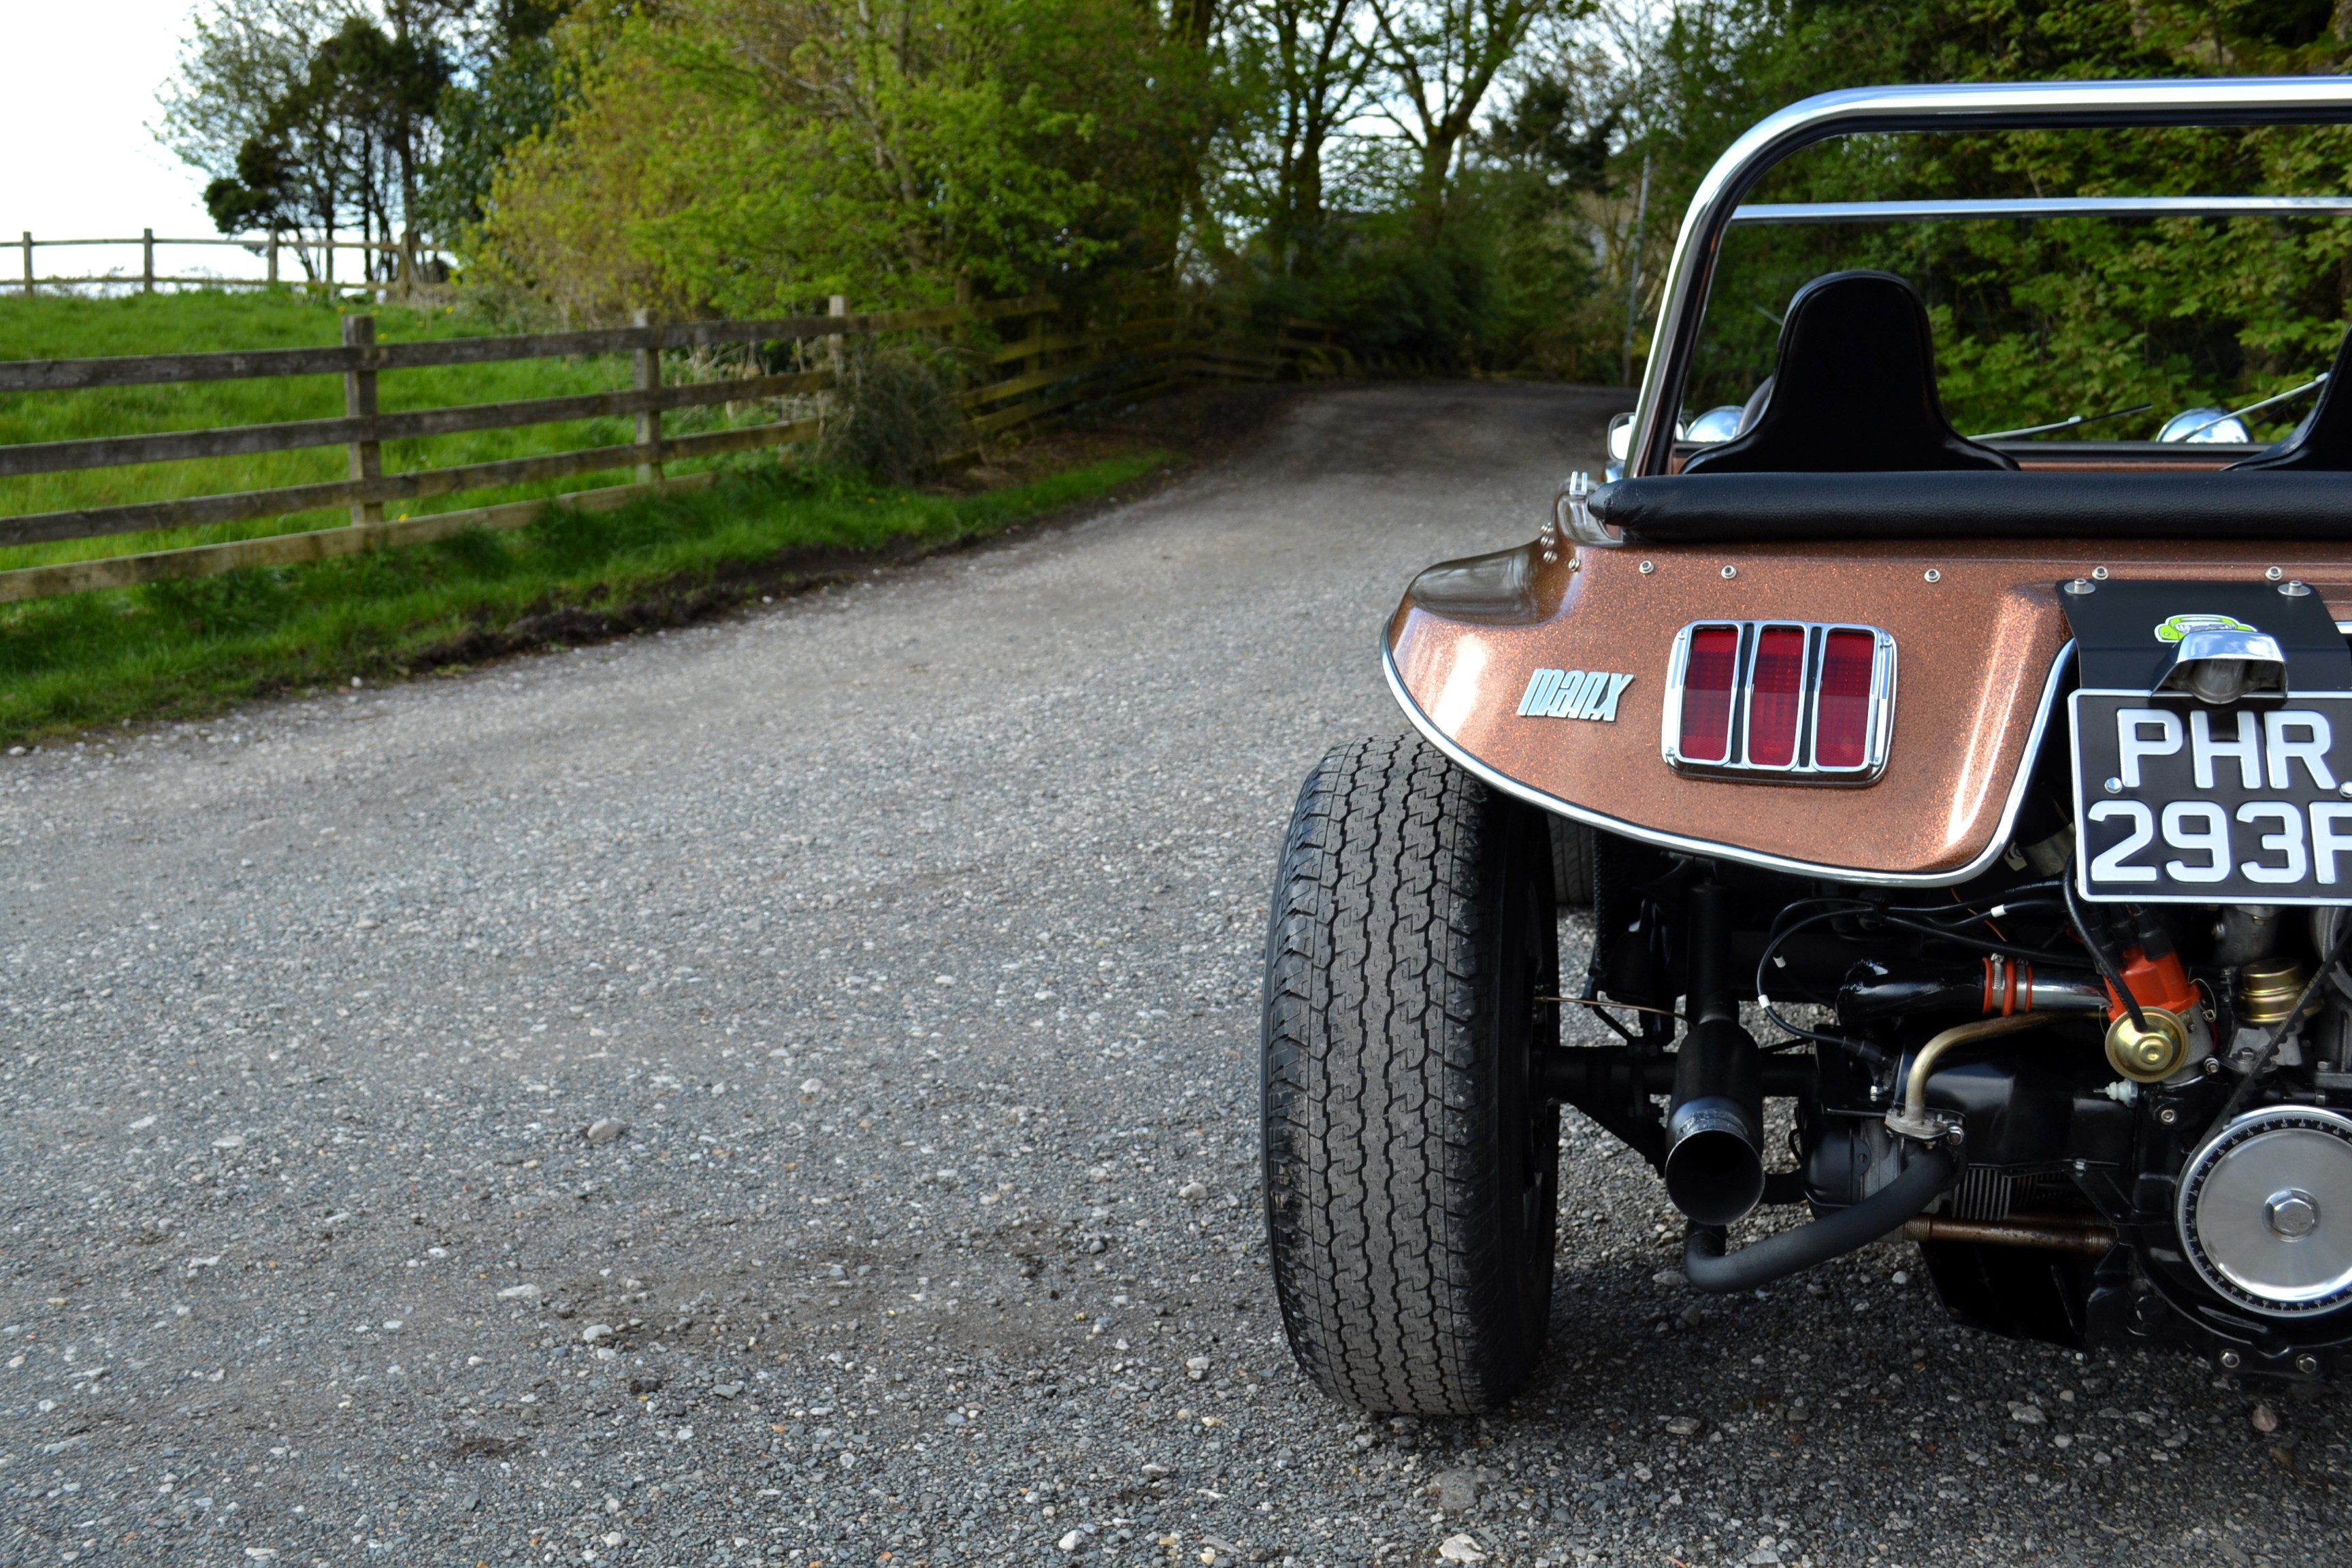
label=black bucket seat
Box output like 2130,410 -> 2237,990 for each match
1680,270 -> 2016,476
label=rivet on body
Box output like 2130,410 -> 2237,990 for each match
1923,568 -> 1942,584
2091,566 -> 2110,581
1639,560 -> 1656,575
1721,565 -> 1737,580
2267,566 -> 2285,582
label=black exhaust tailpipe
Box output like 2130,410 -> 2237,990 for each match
1663,882 -> 1765,1226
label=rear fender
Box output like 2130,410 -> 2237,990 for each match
1384,537 -> 2352,885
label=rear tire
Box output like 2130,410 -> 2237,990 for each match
1550,817 -> 1595,908
1261,736 -> 1560,1414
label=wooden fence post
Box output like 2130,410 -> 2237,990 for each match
342,315 -> 382,526
828,294 -> 848,380
20,232 -> 29,297
267,234 -> 279,287
632,308 -> 663,485
951,277 -> 975,400
142,229 -> 154,294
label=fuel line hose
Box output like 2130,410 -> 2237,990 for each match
1682,1145 -> 1960,1294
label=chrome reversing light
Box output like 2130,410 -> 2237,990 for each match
1661,620 -> 1897,782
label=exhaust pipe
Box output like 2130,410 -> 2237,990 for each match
1666,1019 -> 1765,1224
1687,1145 -> 1960,1292
1663,883 -> 1765,1226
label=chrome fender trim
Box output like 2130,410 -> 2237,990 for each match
1380,634 -> 2076,888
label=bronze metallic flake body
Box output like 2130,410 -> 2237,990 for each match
1387,538 -> 2352,882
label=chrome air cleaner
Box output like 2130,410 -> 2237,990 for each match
2178,1106 -> 2352,1318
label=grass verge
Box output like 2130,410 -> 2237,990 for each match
0,448 -> 1168,744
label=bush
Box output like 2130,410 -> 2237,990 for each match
819,344 -> 969,485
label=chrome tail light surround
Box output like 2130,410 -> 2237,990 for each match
1661,619 -> 1898,782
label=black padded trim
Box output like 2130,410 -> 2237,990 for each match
1589,470 -> 2352,542
1680,271 -> 2016,476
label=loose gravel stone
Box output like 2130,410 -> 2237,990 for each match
1429,1467 -> 1499,1513
582,1116 -> 629,1144
0,385 -> 2340,1568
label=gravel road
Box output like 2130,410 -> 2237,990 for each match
3,382 -> 2343,1568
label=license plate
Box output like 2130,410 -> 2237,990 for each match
2071,690 -> 2352,904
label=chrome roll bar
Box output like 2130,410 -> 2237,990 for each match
1629,78 -> 2352,479
1731,195 -> 2352,225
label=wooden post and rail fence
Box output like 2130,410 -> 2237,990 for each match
0,296 -> 1354,604
13,230 -> 447,297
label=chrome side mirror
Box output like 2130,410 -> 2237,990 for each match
1684,405 -> 1745,443
2157,406 -> 2253,443
1605,413 -> 1634,483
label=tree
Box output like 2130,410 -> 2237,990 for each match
423,1 -> 574,238
1222,0 -> 1379,275
157,0 -> 344,189
1366,0 -> 1565,228
160,0 -> 467,286
321,12 -> 455,279
203,133 -> 301,236
478,0 -> 1218,319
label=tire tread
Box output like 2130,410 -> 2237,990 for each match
1262,735 -> 1550,1414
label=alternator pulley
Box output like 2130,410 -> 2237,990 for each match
2179,1106 -> 2352,1318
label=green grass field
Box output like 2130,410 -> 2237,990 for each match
0,290 -> 1166,740
0,289 -> 824,570
0,453 -> 1165,742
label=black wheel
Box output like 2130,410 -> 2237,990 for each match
1260,735 -> 1561,1414
1549,816 -> 1595,908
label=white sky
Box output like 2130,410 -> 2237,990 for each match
0,0 -> 268,280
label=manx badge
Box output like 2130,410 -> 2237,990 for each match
1517,668 -> 1634,723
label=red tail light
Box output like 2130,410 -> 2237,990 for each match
1677,625 -> 1740,762
1665,621 -> 1895,781
1813,628 -> 1878,769
1745,626 -> 1808,766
